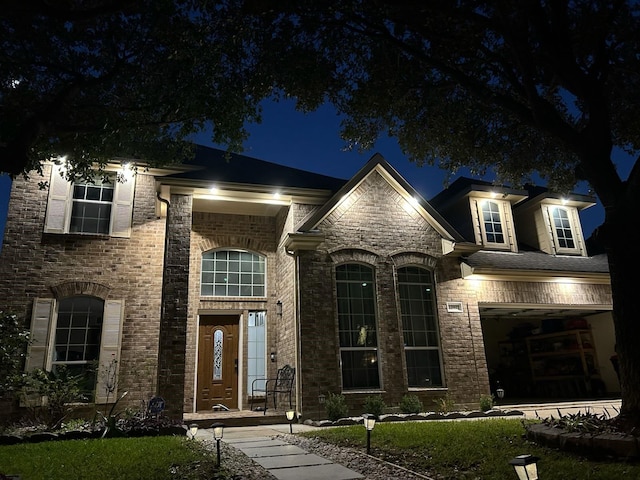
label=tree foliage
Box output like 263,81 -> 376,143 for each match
0,0 -> 268,180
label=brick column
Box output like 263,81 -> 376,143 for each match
157,193 -> 192,417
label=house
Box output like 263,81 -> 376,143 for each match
0,146 -> 616,421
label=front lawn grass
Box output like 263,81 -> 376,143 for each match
302,418 -> 640,479
0,436 -> 221,480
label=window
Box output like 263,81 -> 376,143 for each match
336,264 -> 380,390
53,296 -> 104,398
44,164 -> 135,237
398,266 -> 443,387
480,200 -> 504,244
201,250 -> 266,297
551,207 -> 575,249
247,311 -> 266,392
26,296 -> 125,404
70,178 -> 114,234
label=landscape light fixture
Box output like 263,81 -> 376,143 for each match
188,423 -> 198,440
509,454 -> 539,480
211,422 -> 225,467
286,409 -> 296,434
363,414 -> 376,455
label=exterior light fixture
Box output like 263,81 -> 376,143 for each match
276,300 -> 283,316
188,423 -> 198,440
211,422 -> 225,467
286,409 -> 296,434
318,393 -> 326,404
363,414 -> 376,454
509,454 -> 539,480
270,351 -> 276,363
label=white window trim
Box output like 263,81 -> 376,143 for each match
200,249 -> 267,298
25,297 -> 125,404
44,164 -> 135,238
470,197 -> 514,251
543,204 -> 584,255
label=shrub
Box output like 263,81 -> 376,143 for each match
399,394 -> 423,414
479,394 -> 494,412
363,395 -> 386,419
324,393 -> 348,421
0,311 -> 30,397
433,394 -> 456,414
20,366 -> 87,429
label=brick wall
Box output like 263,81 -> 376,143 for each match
295,171 -> 476,416
0,165 -> 166,417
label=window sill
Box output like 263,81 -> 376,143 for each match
408,387 -> 448,392
342,390 -> 386,395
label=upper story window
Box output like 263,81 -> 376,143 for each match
44,164 -> 135,238
336,263 -> 380,390
544,205 -> 582,255
551,207 -> 575,249
470,198 -> 514,251
201,249 -> 266,297
70,178 -> 114,234
480,200 -> 505,244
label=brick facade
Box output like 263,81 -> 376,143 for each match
0,166 -> 165,417
0,155 -> 613,422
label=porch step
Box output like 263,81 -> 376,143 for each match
184,410 -> 291,428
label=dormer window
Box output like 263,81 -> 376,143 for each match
551,207 -> 575,249
480,200 -> 505,244
546,205 -> 582,254
469,197 -> 516,251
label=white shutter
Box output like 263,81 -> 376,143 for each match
25,298 -> 54,371
95,300 -> 124,404
43,165 -> 71,233
109,176 -> 135,238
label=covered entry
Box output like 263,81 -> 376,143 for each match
479,304 -> 619,402
197,315 -> 239,411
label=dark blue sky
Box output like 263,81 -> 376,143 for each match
0,99 -> 605,248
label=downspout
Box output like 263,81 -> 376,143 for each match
285,247 -> 302,416
156,191 -> 170,396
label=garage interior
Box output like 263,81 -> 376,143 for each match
480,305 -> 620,403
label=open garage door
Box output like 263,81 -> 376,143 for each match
479,304 -> 619,402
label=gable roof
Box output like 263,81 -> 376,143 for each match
163,144 -> 347,192
297,153 -> 467,243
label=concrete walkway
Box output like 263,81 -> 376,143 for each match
197,424 -> 364,480
193,399 -> 621,479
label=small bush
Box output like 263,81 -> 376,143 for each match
363,395 -> 386,418
399,394 -> 423,414
433,394 -> 456,414
324,393 -> 349,421
479,394 -> 494,412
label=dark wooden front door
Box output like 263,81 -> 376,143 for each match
196,315 -> 239,411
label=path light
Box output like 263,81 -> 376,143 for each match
286,409 -> 296,434
509,454 -> 539,480
188,423 -> 198,440
363,414 -> 376,455
211,422 -> 225,467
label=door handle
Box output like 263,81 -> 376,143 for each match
234,358 -> 238,372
